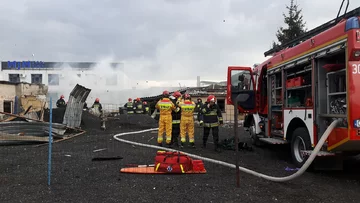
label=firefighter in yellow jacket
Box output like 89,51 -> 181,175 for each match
178,93 -> 196,148
155,90 -> 176,147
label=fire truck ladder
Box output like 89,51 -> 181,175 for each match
264,0 -> 360,57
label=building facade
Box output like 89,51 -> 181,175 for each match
0,61 -> 125,105
0,81 -> 48,119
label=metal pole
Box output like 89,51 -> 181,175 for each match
47,97 -> 53,186
234,95 -> 240,187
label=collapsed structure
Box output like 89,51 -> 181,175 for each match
0,82 -> 89,145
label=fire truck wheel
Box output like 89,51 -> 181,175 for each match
290,127 -> 312,168
249,119 -> 261,146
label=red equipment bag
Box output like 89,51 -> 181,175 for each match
154,151 -> 193,173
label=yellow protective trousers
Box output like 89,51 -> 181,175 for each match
158,114 -> 173,144
180,116 -> 195,143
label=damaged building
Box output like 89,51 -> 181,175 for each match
0,81 -> 48,120
185,84 -> 243,122
0,83 -> 89,145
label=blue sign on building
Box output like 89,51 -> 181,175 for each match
7,61 -> 45,69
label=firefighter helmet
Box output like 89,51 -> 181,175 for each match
143,101 -> 147,105
95,98 -> 99,102
172,91 -> 182,98
136,98 -> 141,101
184,93 -> 191,99
60,95 -> 64,99
128,98 -> 132,102
163,90 -> 170,96
207,95 -> 216,103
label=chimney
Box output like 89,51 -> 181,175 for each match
197,76 -> 200,87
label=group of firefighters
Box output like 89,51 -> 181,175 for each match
123,98 -> 150,115
57,91 -> 224,152
155,90 -> 223,152
56,95 -> 103,115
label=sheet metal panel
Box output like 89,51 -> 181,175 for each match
0,121 -> 66,136
62,84 -> 91,128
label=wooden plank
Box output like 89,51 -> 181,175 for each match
34,130 -> 86,147
0,134 -> 49,142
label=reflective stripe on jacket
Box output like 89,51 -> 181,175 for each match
201,103 -> 223,125
155,98 -> 175,116
179,100 -> 196,117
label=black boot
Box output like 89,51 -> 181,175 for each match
214,142 -> 221,152
189,142 -> 196,148
173,140 -> 179,148
214,145 -> 221,153
201,142 -> 206,148
180,142 -> 185,148
158,143 -> 163,147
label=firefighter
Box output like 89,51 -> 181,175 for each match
200,95 -> 223,152
143,101 -> 150,115
194,97 -> 203,122
155,90 -> 176,147
56,95 -> 66,108
124,98 -> 134,114
179,93 -> 196,148
91,98 -> 103,115
91,98 -> 105,130
170,91 -> 182,147
134,98 -> 143,114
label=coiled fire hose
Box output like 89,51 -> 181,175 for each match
113,119 -> 339,182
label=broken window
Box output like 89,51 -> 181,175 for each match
217,99 -> 226,113
9,74 -> 20,83
48,74 -> 60,86
3,101 -> 12,113
31,74 -> 43,84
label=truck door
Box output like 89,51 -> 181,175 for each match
226,66 -> 257,113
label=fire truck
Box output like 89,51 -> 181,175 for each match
226,3 -> 360,168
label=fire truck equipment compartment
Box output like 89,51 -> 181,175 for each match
322,64 -> 345,72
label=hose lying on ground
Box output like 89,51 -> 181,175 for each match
113,120 -> 339,182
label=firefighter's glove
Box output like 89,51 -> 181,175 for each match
199,121 -> 204,127
219,120 -> 223,125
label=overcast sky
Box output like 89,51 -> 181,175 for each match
0,0 -> 358,82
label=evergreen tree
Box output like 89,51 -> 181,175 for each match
273,0 -> 307,48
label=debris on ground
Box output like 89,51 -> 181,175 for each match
92,156 -> 123,161
0,112 -> 85,145
93,148 -> 107,152
220,136 -> 253,151
285,167 -> 300,171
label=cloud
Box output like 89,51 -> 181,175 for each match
0,0 -> 358,83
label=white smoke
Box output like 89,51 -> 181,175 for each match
48,56 -> 185,110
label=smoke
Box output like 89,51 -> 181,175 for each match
47,55 -> 183,109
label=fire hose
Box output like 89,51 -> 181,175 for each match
113,119 -> 339,182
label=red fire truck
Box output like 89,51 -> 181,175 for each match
226,4 -> 360,168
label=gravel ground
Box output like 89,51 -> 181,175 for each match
1,113 -> 360,203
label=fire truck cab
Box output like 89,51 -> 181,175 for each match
227,7 -> 360,168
